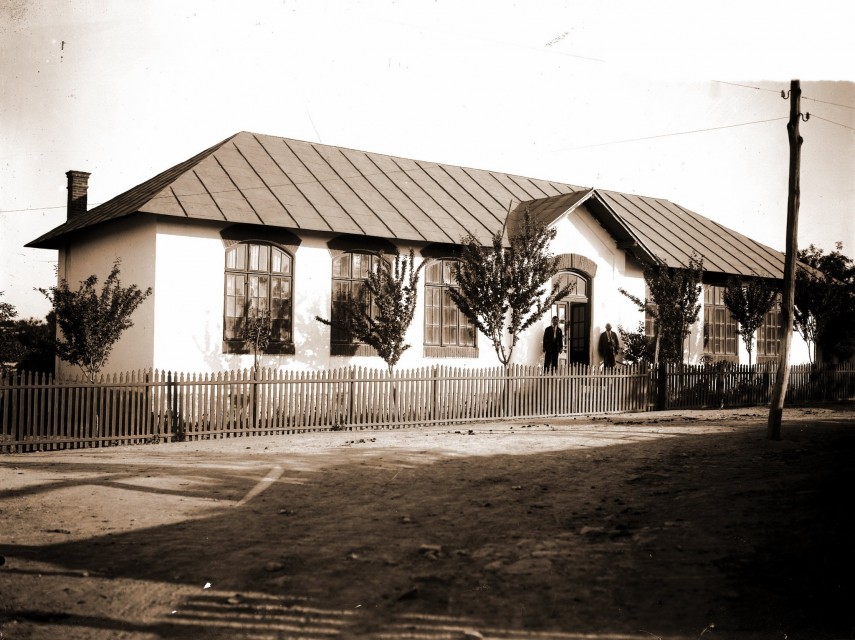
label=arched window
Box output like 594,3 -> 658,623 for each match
330,251 -> 380,352
224,242 -> 293,354
424,259 -> 476,353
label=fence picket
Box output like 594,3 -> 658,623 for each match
2,362 -> 853,452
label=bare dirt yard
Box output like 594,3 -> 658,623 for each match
1,405 -> 854,640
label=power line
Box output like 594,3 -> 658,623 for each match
714,80 -> 781,94
715,80 -> 855,111
809,113 -> 855,132
802,95 -> 855,111
557,117 -> 788,151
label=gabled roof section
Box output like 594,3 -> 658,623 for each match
591,190 -> 786,279
27,133 -> 241,248
28,132 -> 586,249
506,189 -> 594,237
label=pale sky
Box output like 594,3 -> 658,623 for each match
2,0 -> 854,318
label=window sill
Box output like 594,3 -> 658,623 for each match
424,345 -> 479,359
702,353 -> 739,364
223,341 -> 295,355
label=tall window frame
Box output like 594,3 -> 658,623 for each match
330,251 -> 381,356
223,241 -> 294,355
756,295 -> 783,362
552,270 -> 591,365
703,284 -> 738,361
423,258 -> 476,357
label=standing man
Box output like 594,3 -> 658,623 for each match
598,323 -> 620,368
543,315 -> 564,372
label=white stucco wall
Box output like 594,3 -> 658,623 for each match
56,216 -> 156,378
149,225 -> 516,373
55,212 -> 812,377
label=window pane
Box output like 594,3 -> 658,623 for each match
235,244 -> 247,270
461,311 -> 475,346
443,290 -> 458,345
249,244 -> 259,271
352,253 -> 364,278
333,254 -> 349,278
425,286 -> 440,345
442,260 -> 456,285
426,261 -> 441,284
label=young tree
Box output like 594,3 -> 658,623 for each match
7,313 -> 57,375
241,309 -> 271,371
317,249 -> 423,374
0,292 -> 21,374
39,260 -> 152,381
616,322 -> 654,365
619,256 -> 704,367
723,276 -> 779,366
446,208 -> 574,369
794,243 -> 855,363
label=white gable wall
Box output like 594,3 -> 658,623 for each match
513,203 -> 646,367
56,216 -> 157,379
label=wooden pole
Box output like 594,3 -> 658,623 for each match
768,79 -> 803,440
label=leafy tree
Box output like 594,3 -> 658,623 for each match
795,243 -> 855,363
39,260 -> 152,380
723,276 -> 779,366
7,313 -> 56,375
0,292 -> 21,374
317,249 -> 423,374
617,322 -> 654,365
619,256 -> 703,366
241,309 -> 271,371
446,208 -> 574,369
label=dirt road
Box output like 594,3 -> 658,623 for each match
1,406 -> 854,639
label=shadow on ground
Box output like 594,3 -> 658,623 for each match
1,414 -> 854,639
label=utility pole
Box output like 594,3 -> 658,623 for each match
768,79 -> 807,440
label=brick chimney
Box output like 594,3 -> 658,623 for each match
66,170 -> 90,219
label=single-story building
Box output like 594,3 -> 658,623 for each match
27,131 -> 810,377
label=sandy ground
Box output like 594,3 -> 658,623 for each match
0,405 -> 854,640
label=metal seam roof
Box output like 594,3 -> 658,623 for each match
25,130 -> 788,281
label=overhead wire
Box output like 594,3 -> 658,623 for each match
557,117 -> 788,151
808,113 -> 855,132
0,115 -> 796,214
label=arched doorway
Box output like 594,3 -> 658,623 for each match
552,271 -> 590,366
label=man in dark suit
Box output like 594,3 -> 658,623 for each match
542,315 -> 564,372
598,323 -> 620,368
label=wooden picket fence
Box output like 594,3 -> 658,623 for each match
661,362 -> 855,409
1,362 -> 853,453
0,364 -> 652,452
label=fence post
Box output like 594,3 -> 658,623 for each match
168,370 -> 185,442
655,362 -> 668,410
431,365 -> 438,421
347,366 -> 354,426
251,366 -> 259,429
